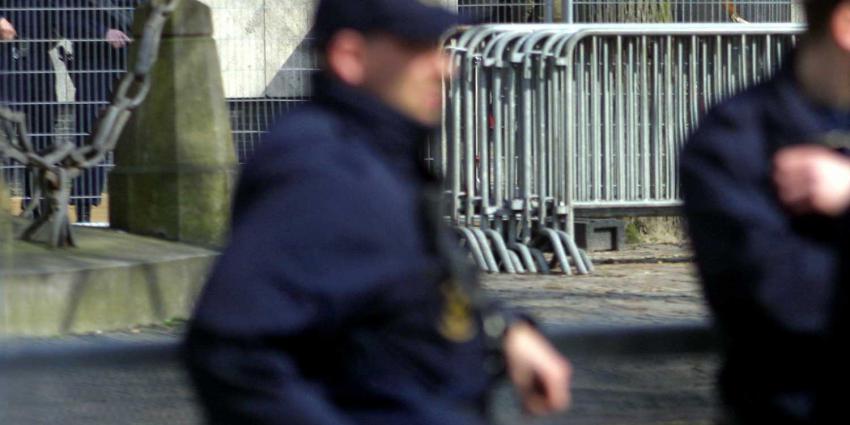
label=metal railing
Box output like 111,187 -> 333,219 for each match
440,23 -> 802,273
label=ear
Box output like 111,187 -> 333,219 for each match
325,30 -> 368,86
831,1 -> 850,52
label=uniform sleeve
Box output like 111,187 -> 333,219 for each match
681,106 -> 840,336
53,1 -> 108,41
184,140 -> 417,425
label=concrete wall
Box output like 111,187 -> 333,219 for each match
200,0 -> 458,98
198,0 -> 318,98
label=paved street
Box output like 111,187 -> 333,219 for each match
2,244 -> 719,425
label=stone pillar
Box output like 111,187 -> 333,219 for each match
110,0 -> 237,248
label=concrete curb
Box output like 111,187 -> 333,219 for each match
1,222 -> 217,337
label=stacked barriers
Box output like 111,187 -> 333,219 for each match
439,23 -> 804,274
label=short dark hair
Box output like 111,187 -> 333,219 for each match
806,0 -> 848,36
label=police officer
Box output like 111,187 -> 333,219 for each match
184,1 -> 572,424
682,1 -> 850,423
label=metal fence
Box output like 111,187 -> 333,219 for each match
0,2 -> 805,232
0,1 -> 316,224
440,23 -> 803,273
570,0 -> 803,23
458,1 -> 804,23
459,0 -> 555,23
0,1 -> 139,224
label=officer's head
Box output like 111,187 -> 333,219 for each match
804,0 -> 850,49
313,0 -> 459,126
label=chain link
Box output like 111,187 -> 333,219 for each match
0,0 -> 182,247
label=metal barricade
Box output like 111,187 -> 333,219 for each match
441,23 -> 803,274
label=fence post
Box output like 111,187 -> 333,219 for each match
560,0 -> 573,23
1,175 -> 10,256
109,0 -> 237,248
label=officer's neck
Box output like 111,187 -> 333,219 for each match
796,38 -> 850,111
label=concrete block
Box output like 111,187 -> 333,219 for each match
190,0 -> 318,98
111,0 -> 237,248
0,222 -> 217,337
575,219 -> 626,252
262,0 -> 318,97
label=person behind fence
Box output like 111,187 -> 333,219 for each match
0,1 -> 58,125
681,0 -> 850,424
0,1 -> 63,215
57,0 -> 138,223
184,1 -> 572,424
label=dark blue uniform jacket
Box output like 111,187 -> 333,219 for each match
0,0 -> 62,103
185,75 -> 494,425
681,62 -> 850,425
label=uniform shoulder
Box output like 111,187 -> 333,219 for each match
705,79 -> 775,130
245,104 -> 347,169
267,105 -> 342,149
684,78 -> 778,157
237,104 -> 376,195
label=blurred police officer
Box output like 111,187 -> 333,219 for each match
185,1 -> 572,424
682,1 -> 850,424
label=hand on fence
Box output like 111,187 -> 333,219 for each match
774,145 -> 850,216
504,322 -> 573,416
105,29 -> 130,49
0,18 -> 16,41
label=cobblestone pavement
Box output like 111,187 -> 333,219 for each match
2,245 -> 719,425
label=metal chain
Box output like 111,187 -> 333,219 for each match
0,0 -> 181,247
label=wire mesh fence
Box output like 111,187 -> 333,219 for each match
570,0 -> 803,23
457,0 -> 804,23
459,0 -> 554,23
0,0 -> 137,223
0,1 -> 317,224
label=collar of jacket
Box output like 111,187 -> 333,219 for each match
771,54 -> 850,148
312,73 -> 433,169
